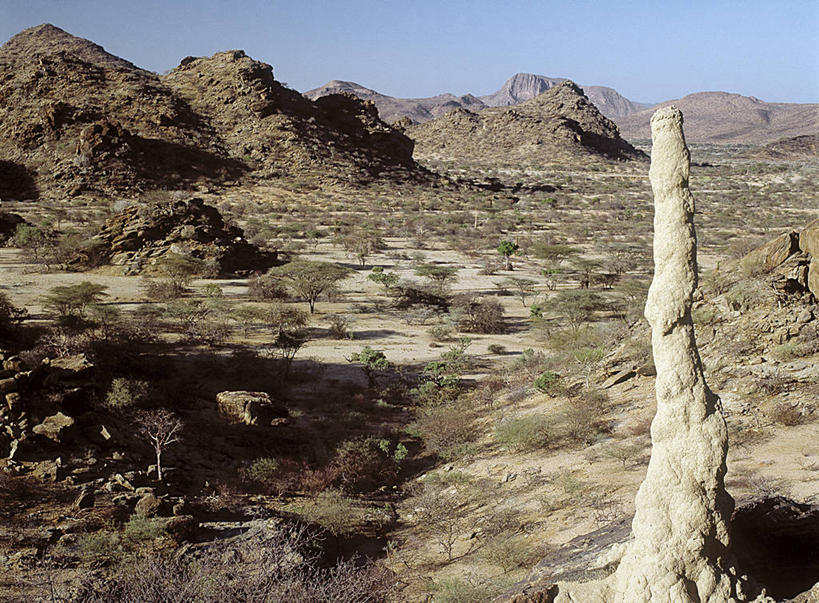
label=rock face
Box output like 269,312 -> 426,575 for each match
79,197 -> 277,275
216,391 -> 287,426
409,80 -> 646,166
552,108 -> 769,602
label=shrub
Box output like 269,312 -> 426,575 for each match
495,415 -> 556,452
105,378 -> 150,411
76,530 -> 122,562
330,437 -> 398,493
452,295 -> 505,334
427,324 -> 453,342
487,343 -> 506,355
534,371 -> 563,396
247,274 -> 288,301
122,516 -> 165,543
327,314 -> 353,339
770,402 -> 804,426
413,406 -> 478,460
142,277 -> 185,301
242,457 -> 280,491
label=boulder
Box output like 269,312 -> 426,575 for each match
809,258 -> 819,299
162,515 -> 197,542
743,231 -> 800,272
135,493 -> 162,517
216,391 -> 287,426
73,488 -> 95,509
32,412 -> 76,443
799,218 -> 819,257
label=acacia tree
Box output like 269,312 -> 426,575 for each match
501,277 -> 537,307
497,240 -> 519,271
42,281 -> 108,318
415,264 -> 458,295
268,260 -> 351,313
137,409 -> 183,481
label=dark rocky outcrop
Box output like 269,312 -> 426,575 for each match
78,197 -> 277,275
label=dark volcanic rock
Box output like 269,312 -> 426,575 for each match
79,197 -> 276,275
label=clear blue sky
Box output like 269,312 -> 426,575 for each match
1,0 -> 817,103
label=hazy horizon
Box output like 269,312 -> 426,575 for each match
1,0 -> 817,105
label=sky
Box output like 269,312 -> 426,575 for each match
1,0 -> 817,104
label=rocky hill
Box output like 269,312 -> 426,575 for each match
306,73 -> 651,125
408,80 -> 646,166
617,92 -> 819,144
0,24 -> 426,200
736,134 -> 819,160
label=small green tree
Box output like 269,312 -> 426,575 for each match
268,260 -> 351,313
497,240 -> 519,271
155,253 -> 203,290
415,264 -> 458,295
349,346 -> 390,386
42,281 -> 108,318
554,289 -> 604,332
501,277 -> 537,307
368,266 -> 399,291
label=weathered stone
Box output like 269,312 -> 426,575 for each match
162,515 -> 197,542
551,107 -> 771,602
0,378 -> 17,394
5,392 -> 21,412
799,218 -> 819,257
73,488 -> 95,509
135,493 -> 162,517
602,368 -> 635,389
216,390 -> 286,426
809,258 -> 819,299
32,412 -> 76,443
49,353 -> 93,374
744,231 -> 800,272
2,356 -> 24,372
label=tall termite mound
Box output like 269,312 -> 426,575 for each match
552,107 -> 771,602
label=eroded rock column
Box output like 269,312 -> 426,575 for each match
554,107 -> 769,603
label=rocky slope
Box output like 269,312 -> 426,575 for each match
0,24 -> 426,200
408,80 -> 646,166
617,92 -> 819,144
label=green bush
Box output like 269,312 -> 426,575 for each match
123,516 -> 165,543
495,415 -> 556,452
105,378 -> 150,411
534,371 -> 563,396
242,457 -> 280,490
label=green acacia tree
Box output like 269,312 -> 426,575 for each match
415,264 -> 458,295
42,281 -> 108,318
348,346 -> 390,386
497,240 -> 519,271
267,260 -> 351,313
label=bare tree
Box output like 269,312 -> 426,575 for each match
137,409 -> 183,481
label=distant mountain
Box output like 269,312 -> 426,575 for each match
408,80 -> 646,166
0,24 -> 427,200
616,92 -> 819,144
306,73 -> 651,124
479,73 -> 653,120
304,80 -> 487,124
